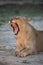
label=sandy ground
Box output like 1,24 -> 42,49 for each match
0,17 -> 43,65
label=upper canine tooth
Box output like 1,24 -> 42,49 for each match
9,21 -> 10,24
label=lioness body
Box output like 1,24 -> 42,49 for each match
10,16 -> 43,57
36,31 -> 43,52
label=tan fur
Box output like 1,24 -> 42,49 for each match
10,16 -> 43,57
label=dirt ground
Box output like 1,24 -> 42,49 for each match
0,50 -> 43,65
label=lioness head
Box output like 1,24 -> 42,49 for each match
9,16 -> 30,35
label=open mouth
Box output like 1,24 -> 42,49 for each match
11,23 -> 19,35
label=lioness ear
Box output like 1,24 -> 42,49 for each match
23,17 -> 31,22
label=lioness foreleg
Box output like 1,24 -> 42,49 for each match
17,47 -> 37,57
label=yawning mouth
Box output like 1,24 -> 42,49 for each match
11,23 -> 20,35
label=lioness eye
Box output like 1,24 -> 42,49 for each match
10,18 -> 15,23
10,19 -> 13,22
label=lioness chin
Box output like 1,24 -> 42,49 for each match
9,16 -> 43,57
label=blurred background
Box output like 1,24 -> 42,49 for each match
0,0 -> 43,51
0,0 -> 43,25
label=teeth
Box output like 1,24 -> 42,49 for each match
9,20 -> 15,23
9,21 -> 10,24
12,20 -> 15,23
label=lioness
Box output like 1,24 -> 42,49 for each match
9,16 -> 43,57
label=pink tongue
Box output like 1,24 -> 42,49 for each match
14,27 -> 18,34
